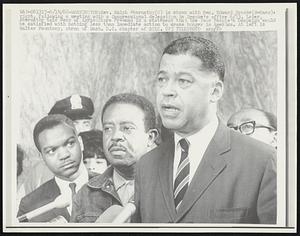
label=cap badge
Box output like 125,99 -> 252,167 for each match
70,94 -> 83,109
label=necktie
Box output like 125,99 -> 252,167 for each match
69,182 -> 77,198
174,138 -> 190,211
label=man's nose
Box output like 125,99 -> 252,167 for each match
58,147 -> 71,160
111,129 -> 124,142
161,79 -> 177,97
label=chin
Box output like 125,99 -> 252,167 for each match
162,120 -> 182,131
115,161 -> 133,168
63,168 -> 79,177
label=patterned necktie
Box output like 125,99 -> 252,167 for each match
174,138 -> 190,211
69,182 -> 77,198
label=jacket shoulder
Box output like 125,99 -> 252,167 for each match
229,129 -> 276,163
18,179 -> 58,216
139,141 -> 170,166
20,179 -> 57,203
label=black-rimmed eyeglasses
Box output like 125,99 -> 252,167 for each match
228,120 -> 276,135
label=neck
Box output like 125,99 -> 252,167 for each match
176,111 -> 217,138
114,165 -> 135,180
58,171 -> 80,182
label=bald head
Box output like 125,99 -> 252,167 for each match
227,108 -> 277,148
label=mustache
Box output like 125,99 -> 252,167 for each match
108,143 -> 127,152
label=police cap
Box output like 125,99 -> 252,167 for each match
48,94 -> 94,120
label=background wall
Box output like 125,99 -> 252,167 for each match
17,32 -> 277,179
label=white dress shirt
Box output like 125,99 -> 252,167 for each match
173,116 -> 219,185
113,169 -> 134,206
55,162 -> 89,214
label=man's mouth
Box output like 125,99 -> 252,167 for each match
61,161 -> 75,169
160,104 -> 180,117
109,145 -> 127,153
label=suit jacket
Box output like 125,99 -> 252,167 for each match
133,123 -> 277,224
17,172 -> 97,222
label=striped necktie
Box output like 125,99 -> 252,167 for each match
69,182 -> 77,198
174,138 -> 190,211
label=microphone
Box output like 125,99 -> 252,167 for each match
95,205 -> 123,223
18,195 -> 70,222
112,202 -> 136,223
95,202 -> 136,223
49,215 -> 68,223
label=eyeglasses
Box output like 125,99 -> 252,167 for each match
228,120 -> 276,135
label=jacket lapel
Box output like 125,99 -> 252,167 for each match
175,123 -> 231,222
31,179 -> 68,222
158,136 -> 177,222
50,180 -> 71,221
46,178 -> 61,199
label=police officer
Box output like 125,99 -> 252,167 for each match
49,94 -> 95,133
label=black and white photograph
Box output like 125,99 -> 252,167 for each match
2,3 -> 297,233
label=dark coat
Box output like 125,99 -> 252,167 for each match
70,166 -> 123,223
17,171 -> 97,222
133,123 -> 277,224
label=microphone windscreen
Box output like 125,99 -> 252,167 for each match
49,215 -> 68,223
53,194 -> 70,208
18,195 -> 70,222
95,205 -> 123,223
112,202 -> 136,223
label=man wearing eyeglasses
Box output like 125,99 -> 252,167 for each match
227,108 -> 277,149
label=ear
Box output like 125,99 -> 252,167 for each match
210,80 -> 224,103
78,136 -> 84,152
147,129 -> 159,148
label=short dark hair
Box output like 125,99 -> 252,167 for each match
163,37 -> 225,81
33,114 -> 77,152
79,129 -> 106,160
228,108 -> 277,131
101,93 -> 156,131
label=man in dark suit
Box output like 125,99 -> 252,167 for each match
17,114 -> 95,222
22,94 -> 96,200
133,37 -> 277,224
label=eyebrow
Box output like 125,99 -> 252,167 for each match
177,72 -> 193,77
157,70 -> 194,77
240,119 -> 254,123
103,121 -> 137,126
102,122 -> 114,126
157,70 -> 167,76
42,136 -> 76,152
120,121 -> 137,126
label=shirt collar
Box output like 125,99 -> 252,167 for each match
174,116 -> 219,148
55,162 -> 89,192
113,169 -> 134,191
